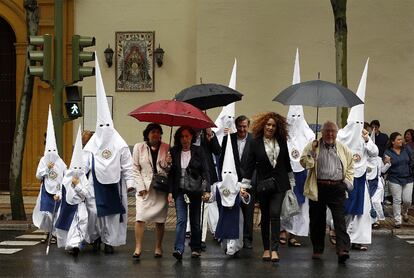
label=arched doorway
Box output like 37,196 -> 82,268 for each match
0,17 -> 16,191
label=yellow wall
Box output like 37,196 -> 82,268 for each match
74,0 -> 414,144
74,0 -> 198,143
0,0 -> 74,195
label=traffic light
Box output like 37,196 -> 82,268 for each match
65,85 -> 82,119
28,34 -> 52,82
72,35 -> 96,83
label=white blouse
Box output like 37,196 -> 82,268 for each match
181,150 -> 191,169
263,137 -> 280,168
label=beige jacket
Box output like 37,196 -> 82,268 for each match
299,139 -> 354,201
132,142 -> 170,192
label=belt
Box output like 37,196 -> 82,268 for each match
317,179 -> 343,186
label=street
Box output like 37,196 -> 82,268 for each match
1,230 -> 414,277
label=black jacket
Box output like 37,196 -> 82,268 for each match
199,131 -> 222,184
220,133 -> 253,182
242,136 -> 292,193
168,145 -> 210,197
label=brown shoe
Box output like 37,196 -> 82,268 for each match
262,250 -> 271,261
191,251 -> 201,258
271,251 -> 279,262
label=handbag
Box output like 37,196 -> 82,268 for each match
256,177 -> 276,194
150,173 -> 169,193
281,189 -> 300,218
179,169 -> 204,193
256,176 -> 283,194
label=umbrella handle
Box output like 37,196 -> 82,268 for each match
315,106 -> 319,140
169,126 -> 173,146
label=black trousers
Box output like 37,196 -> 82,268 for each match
241,189 -> 255,242
259,191 -> 285,251
309,182 -> 350,254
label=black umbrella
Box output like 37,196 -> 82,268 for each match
273,79 -> 363,137
174,83 -> 243,110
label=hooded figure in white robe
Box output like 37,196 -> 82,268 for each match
206,59 -> 238,240
366,132 -> 390,224
83,55 -> 135,251
281,49 -> 314,237
337,59 -> 378,245
55,125 -> 91,254
33,105 -> 67,233
209,133 -> 251,256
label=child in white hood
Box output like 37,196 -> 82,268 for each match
55,126 -> 91,256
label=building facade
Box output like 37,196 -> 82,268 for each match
1,0 -> 413,195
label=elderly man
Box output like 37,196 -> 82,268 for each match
300,121 -> 354,264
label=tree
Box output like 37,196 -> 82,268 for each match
8,0 -> 40,220
330,0 -> 348,127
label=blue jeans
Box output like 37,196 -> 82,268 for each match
174,192 -> 202,253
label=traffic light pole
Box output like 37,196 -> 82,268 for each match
53,0 -> 64,155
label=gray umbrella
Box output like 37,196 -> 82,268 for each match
273,79 -> 363,137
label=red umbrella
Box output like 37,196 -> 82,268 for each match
128,100 -> 216,144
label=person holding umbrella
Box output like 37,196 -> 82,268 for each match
300,121 -> 354,264
241,112 -> 295,262
168,126 -> 211,260
132,123 -> 172,259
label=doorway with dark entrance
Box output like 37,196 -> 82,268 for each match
0,17 -> 16,191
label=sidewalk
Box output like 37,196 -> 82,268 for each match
1,193 -> 414,234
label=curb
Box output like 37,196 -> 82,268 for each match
0,223 -> 34,231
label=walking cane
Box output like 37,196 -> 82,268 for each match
200,201 -> 205,239
46,200 -> 58,255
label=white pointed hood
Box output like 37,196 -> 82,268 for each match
44,105 -> 59,160
83,54 -> 128,184
337,59 -> 369,152
218,133 -> 240,207
62,125 -> 89,205
213,59 -> 237,145
287,49 -> 315,172
37,105 -> 66,193
69,125 -> 84,172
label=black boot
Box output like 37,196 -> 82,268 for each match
71,247 -> 80,257
92,237 -> 101,252
104,244 -> 114,254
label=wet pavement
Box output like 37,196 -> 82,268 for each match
1,230 -> 414,277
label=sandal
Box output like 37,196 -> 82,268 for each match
351,243 -> 368,251
132,252 -> 141,260
279,231 -> 287,244
288,238 -> 302,247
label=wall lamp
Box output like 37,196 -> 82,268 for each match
104,44 -> 114,67
154,44 -> 165,67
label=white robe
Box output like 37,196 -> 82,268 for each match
56,174 -> 91,250
338,136 -> 378,245
32,156 -> 66,232
83,147 -> 134,246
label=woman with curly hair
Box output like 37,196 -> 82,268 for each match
242,112 -> 295,262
